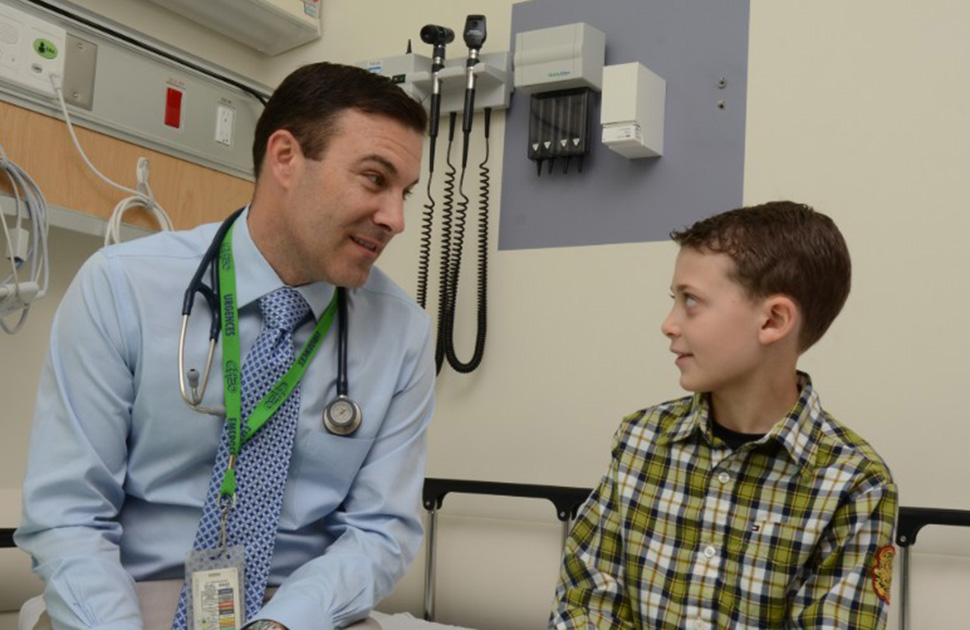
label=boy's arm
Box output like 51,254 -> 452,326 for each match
787,473 -> 898,630
549,453 -> 636,630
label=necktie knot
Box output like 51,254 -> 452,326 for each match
258,287 -> 309,332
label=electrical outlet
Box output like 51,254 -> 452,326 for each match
0,2 -> 67,99
215,104 -> 234,146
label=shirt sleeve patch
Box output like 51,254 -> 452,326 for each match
871,544 -> 896,604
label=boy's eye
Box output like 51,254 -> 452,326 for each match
670,292 -> 699,307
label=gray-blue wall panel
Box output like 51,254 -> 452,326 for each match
498,0 -> 749,250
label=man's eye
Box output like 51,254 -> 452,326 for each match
365,173 -> 385,187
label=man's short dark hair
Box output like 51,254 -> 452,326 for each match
252,62 -> 428,178
670,201 -> 851,351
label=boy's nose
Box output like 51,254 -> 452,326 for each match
661,310 -> 678,338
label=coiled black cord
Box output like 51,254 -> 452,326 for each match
440,108 -> 490,373
434,113 -> 459,373
416,174 -> 435,308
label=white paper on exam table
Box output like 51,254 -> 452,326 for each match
370,610 -> 476,630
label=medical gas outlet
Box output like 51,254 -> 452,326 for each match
0,2 -> 67,100
601,62 -> 666,159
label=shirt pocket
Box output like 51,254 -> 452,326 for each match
297,429 -> 375,485
282,430 -> 376,524
731,515 -> 820,622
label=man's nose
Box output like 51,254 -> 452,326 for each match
375,195 -> 406,235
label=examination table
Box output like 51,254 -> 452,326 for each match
3,482 -> 967,630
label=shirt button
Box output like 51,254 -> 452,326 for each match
702,545 -> 717,558
717,472 -> 731,484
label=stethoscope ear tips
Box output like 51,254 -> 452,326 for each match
323,395 -> 363,436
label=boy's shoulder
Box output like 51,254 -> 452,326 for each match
811,408 -> 894,487
614,394 -> 700,451
787,375 -> 894,487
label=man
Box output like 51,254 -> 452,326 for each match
16,62 -> 434,630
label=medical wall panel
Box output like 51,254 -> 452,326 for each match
499,0 -> 749,250
0,0 -> 266,181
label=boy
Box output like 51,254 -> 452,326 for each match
550,201 -> 897,629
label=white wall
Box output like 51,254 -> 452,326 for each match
2,1 -> 969,629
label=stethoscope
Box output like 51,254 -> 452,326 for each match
177,207 -> 362,436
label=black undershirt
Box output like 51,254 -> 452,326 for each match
712,419 -> 766,450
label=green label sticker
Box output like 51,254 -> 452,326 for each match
33,39 -> 58,60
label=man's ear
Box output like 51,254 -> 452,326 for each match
758,295 -> 799,347
263,129 -> 303,190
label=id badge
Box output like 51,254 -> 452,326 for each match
184,545 -> 246,630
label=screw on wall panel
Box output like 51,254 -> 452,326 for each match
718,77 -> 727,88
717,100 -> 726,109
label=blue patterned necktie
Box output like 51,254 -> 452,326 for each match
173,287 -> 310,629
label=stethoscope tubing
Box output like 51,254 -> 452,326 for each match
178,208 -> 359,434
336,286 -> 349,397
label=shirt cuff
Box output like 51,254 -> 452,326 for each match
252,599 -> 335,630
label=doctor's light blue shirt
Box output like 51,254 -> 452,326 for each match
16,209 -> 436,630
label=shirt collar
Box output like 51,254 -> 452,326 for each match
766,371 -> 823,470
230,206 -> 336,321
660,371 -> 823,470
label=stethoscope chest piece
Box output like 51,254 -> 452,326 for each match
324,395 -> 362,436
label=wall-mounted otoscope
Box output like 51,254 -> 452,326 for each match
420,24 -> 454,175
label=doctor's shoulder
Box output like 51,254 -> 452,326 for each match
97,220 -> 218,264
357,265 -> 432,328
66,224 -> 220,320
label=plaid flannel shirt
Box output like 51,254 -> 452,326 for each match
550,374 -> 897,630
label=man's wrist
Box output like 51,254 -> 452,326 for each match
243,621 -> 288,630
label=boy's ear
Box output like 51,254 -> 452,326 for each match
758,295 -> 799,347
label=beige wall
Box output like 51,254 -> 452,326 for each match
2,1 -> 969,628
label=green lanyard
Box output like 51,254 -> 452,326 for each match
216,223 -> 339,506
